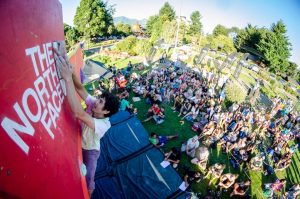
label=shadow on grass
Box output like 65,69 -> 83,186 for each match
286,155 -> 300,185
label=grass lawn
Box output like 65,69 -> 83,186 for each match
130,93 -> 300,198
92,56 -> 142,69
85,62 -> 300,198
128,65 -> 300,198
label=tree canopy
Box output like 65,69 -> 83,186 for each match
158,2 -> 176,22
235,20 -> 292,75
115,23 -> 132,36
296,70 -> 300,82
208,34 -> 236,53
115,36 -> 138,55
64,23 -> 80,51
146,2 -> 176,41
286,62 -> 298,77
257,20 -> 291,74
213,24 -> 228,37
189,11 -> 202,36
235,24 -> 262,50
74,0 -> 115,40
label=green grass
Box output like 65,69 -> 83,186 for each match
239,71 -> 257,87
92,56 -> 142,70
89,39 -> 117,48
84,61 -> 300,198
130,95 -> 300,198
127,65 -> 300,198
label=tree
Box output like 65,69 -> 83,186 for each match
228,26 -> 240,35
235,24 -> 263,49
286,62 -> 298,77
158,2 -> 176,22
257,20 -> 291,74
115,23 -> 132,36
74,0 -> 115,40
64,23 -> 80,51
150,19 -> 164,42
146,15 -> 160,36
134,39 -> 153,56
108,25 -> 114,35
189,11 -> 202,36
213,24 -> 228,37
115,36 -> 138,55
295,70 -> 300,82
208,35 -> 236,53
146,2 -> 175,40
160,20 -> 177,44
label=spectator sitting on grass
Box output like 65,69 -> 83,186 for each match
182,103 -> 200,122
285,184 -> 300,199
143,103 -> 165,124
178,99 -> 192,117
201,121 -> 215,138
249,155 -> 264,171
230,180 -> 251,197
181,135 -> 200,158
119,96 -> 137,115
116,90 -> 129,100
132,81 -> 145,96
184,170 -> 202,187
149,132 -> 178,148
172,94 -> 184,111
204,163 -> 226,185
218,173 -> 239,190
263,179 -> 286,198
275,155 -> 292,171
191,146 -> 209,170
164,147 -> 181,168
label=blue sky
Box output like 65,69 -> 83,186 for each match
60,0 -> 300,66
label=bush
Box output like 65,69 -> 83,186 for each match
115,36 -> 138,55
225,81 -> 247,104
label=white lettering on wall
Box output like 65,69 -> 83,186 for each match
38,44 -> 49,72
25,46 -> 39,76
1,42 -> 67,154
1,103 -> 35,154
40,109 -> 54,139
22,88 -> 42,122
34,76 -> 50,107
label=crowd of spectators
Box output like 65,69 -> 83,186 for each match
96,60 -> 300,198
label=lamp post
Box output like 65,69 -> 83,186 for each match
172,16 -> 186,61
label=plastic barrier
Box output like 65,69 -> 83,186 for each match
0,1 -> 88,198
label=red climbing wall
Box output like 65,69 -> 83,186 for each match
69,45 -> 84,80
0,1 -> 88,198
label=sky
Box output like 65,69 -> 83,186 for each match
60,0 -> 300,66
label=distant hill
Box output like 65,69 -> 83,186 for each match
113,16 -> 147,28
